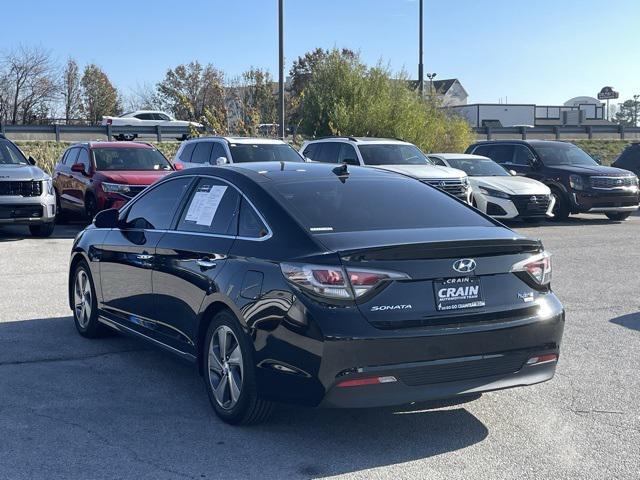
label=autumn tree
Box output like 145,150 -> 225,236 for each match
61,58 -> 82,124
2,45 -> 58,124
81,64 -> 120,124
156,61 -> 227,132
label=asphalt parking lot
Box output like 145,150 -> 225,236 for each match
1,214 -> 639,480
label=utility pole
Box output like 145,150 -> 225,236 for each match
278,0 -> 285,139
418,0 -> 424,97
634,94 -> 639,127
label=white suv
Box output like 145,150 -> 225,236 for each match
173,137 -> 304,168
300,137 -> 471,203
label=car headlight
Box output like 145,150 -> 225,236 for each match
630,175 -> 639,186
478,187 -> 510,199
43,177 -> 54,195
461,177 -> 470,187
101,182 -> 132,194
569,174 -> 585,191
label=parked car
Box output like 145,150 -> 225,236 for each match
0,134 -> 56,237
612,142 -> 640,176
69,161 -> 564,425
428,153 -> 554,221
300,137 -> 471,203
102,110 -> 203,141
173,136 -> 304,168
53,141 -> 174,220
466,140 -> 640,220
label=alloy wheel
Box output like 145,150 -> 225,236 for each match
74,269 -> 92,328
208,325 -> 244,410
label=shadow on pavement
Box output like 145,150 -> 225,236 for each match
610,312 -> 640,332
0,316 -> 489,479
0,222 -> 84,241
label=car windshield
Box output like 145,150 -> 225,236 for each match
228,143 -> 303,163
536,143 -> 598,166
271,177 -> 492,233
0,140 -> 29,165
444,158 -> 509,177
358,144 -> 431,166
93,148 -> 173,171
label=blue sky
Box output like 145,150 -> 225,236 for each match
2,0 -> 638,105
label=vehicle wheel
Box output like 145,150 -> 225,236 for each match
72,262 -> 106,338
29,223 -> 55,237
85,195 -> 98,222
204,310 -> 274,425
605,212 -> 632,221
550,189 -> 570,221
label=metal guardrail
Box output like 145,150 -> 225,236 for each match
0,123 -> 196,142
474,125 -> 640,140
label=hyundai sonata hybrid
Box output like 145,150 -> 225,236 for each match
68,162 -> 564,424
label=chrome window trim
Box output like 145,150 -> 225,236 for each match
115,173 -> 273,242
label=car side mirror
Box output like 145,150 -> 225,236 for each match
305,157 -> 313,162
509,169 -> 518,176
71,163 -> 86,174
28,156 -> 36,166
93,208 -> 120,228
173,163 -> 184,171
592,155 -> 602,165
214,156 -> 228,165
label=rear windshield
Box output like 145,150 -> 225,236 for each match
93,148 -> 172,171
359,144 -> 431,166
271,177 -> 492,233
229,143 -> 303,163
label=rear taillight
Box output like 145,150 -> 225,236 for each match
511,252 -> 552,287
280,263 -> 409,300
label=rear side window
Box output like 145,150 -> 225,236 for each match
238,199 -> 268,238
191,142 -> 214,164
179,143 -> 196,162
124,177 -> 193,230
64,148 -> 80,166
177,178 -> 240,235
314,143 -> 340,163
272,177 -> 493,233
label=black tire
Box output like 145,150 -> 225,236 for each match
29,222 -> 55,237
71,261 -> 107,338
605,212 -> 632,221
550,189 -> 570,221
203,310 -> 274,425
85,194 -> 98,223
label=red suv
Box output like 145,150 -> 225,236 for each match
53,142 -> 174,219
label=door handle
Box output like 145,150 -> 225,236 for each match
197,258 -> 217,270
136,254 -> 154,260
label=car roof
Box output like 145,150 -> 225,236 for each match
429,153 -> 490,160
173,161 -> 400,185
185,136 -> 287,145
470,139 -> 568,147
68,141 -> 156,150
306,137 -> 412,146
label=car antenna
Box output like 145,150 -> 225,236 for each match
332,163 -> 349,182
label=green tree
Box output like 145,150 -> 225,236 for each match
614,99 -> 640,127
62,58 -> 82,123
156,61 -> 227,132
81,64 -> 120,125
229,68 -> 277,135
300,49 -> 474,153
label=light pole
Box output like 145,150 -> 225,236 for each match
427,72 -> 437,99
634,94 -> 639,127
418,0 -> 424,97
278,0 -> 285,139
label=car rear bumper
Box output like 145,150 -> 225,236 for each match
320,355 -> 557,408
0,194 -> 56,224
255,294 -> 565,408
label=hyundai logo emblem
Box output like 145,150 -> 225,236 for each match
439,181 -> 447,187
530,196 -> 538,202
453,258 -> 476,273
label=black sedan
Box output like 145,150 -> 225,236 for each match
68,162 -> 564,424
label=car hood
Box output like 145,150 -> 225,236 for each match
471,176 -> 550,195
97,170 -> 172,185
548,164 -> 633,176
0,164 -> 49,181
372,164 -> 466,179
